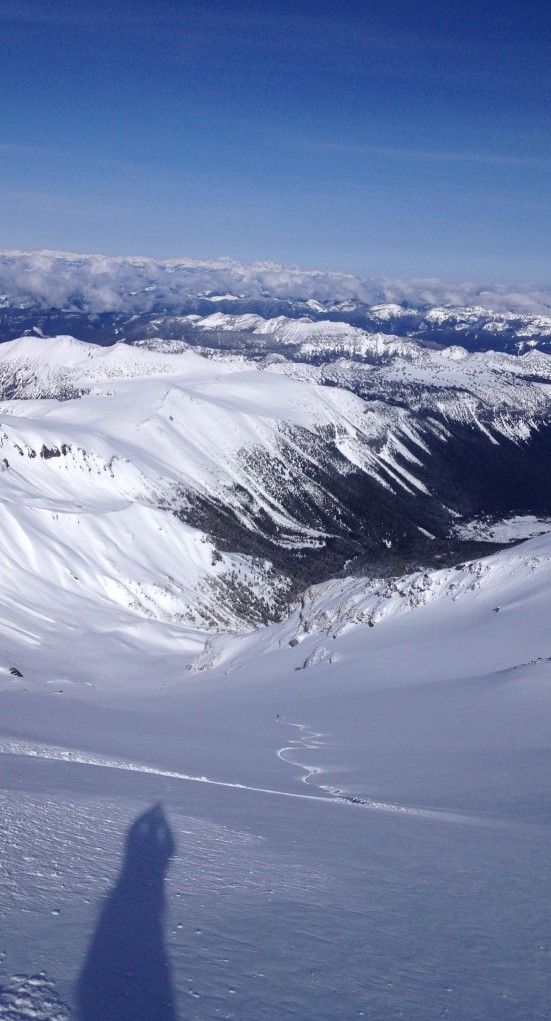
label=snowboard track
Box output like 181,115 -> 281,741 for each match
275,719 -> 489,825
0,734 -> 479,826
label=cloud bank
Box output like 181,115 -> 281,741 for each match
0,250 -> 549,316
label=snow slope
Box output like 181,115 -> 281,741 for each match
1,332 -> 551,646
1,533 -> 551,1019
0,336 -> 460,642
1,333 -> 551,1019
1,337 -> 381,630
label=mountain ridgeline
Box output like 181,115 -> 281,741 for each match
1,297 -> 550,356
0,288 -> 550,631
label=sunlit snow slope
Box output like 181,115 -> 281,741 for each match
2,331 -> 551,651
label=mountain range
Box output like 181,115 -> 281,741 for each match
1,284 -> 550,640
2,256 -> 551,1020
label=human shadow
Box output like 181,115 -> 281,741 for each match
76,803 -> 178,1021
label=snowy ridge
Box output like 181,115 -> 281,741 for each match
422,304 -> 551,340
169,306 -> 551,365
0,334 -> 438,507
254,324 -> 551,441
288,533 -> 551,642
186,532 -> 551,682
1,332 -> 551,651
0,336 -> 437,642
193,311 -> 416,360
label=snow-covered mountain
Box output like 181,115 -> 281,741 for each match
1,249 -> 550,354
1,330 -> 551,643
185,529 -> 551,692
1,272 -> 551,1018
2,297 -> 551,356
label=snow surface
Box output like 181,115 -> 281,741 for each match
0,333 -> 459,641
1,521 -> 551,1018
451,514 -> 551,543
1,336 -> 551,1019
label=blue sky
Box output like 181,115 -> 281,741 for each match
1,0 -> 549,281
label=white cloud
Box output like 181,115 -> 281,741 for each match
0,249 -> 549,316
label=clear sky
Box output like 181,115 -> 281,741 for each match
1,0 -> 549,281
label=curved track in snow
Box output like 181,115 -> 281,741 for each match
0,734 -> 482,824
275,720 -> 482,824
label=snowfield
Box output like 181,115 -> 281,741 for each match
1,335 -> 551,1019
1,533 -> 551,1020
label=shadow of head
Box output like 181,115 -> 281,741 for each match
122,803 -> 176,886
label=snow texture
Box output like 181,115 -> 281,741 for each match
1,529 -> 551,1018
